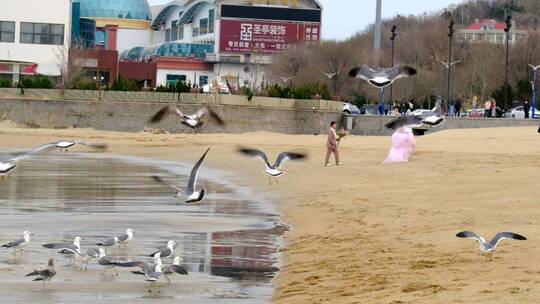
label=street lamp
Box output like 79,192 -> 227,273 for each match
93,75 -> 105,101
389,25 -> 398,104
445,17 -> 455,115
504,15 -> 512,111
529,64 -> 540,118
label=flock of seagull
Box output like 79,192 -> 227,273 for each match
3,228 -> 188,288
0,105 -> 309,289
0,64 -> 528,291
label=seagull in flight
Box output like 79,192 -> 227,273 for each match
152,148 -> 210,203
238,148 -> 307,185
440,60 -> 461,69
385,99 -> 444,134
456,231 -> 527,262
320,71 -> 338,79
149,105 -> 225,131
349,65 -> 417,88
0,144 -> 57,178
49,140 -> 108,152
2,231 -> 33,257
26,258 -> 56,288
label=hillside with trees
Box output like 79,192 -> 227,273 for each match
267,0 -> 540,110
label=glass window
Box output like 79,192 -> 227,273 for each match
199,18 -> 208,35
193,27 -> 199,37
166,74 -> 186,85
171,20 -> 178,41
208,9 -> 215,33
178,24 -> 184,40
199,75 -> 208,86
20,22 -> 64,45
165,29 -> 171,42
0,21 -> 15,43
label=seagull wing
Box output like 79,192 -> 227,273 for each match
488,232 -> 527,249
96,237 -> 116,247
238,148 -> 271,169
151,176 -> 183,193
164,264 -> 188,275
73,141 -> 108,151
118,234 -> 129,242
2,238 -> 25,248
86,248 -> 100,258
385,116 -> 423,130
149,105 -> 185,124
432,99 -> 443,115
456,231 -> 486,245
349,65 -> 377,81
194,107 -> 225,126
42,243 -> 80,254
7,143 -> 57,162
387,65 -> 417,81
187,147 -> 211,195
274,152 -> 307,169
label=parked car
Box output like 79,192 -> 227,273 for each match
361,104 -> 380,116
202,83 -> 230,94
342,102 -> 361,115
507,106 -> 540,119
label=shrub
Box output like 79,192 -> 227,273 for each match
111,76 -> 140,91
0,79 -> 11,88
72,77 -> 98,90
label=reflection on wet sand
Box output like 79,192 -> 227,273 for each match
0,151 -> 283,303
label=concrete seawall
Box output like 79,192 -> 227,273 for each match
343,115 -> 540,136
0,98 -> 342,135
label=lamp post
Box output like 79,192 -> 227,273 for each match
445,18 -> 455,116
504,15 -> 512,111
374,0 -> 384,115
93,75 -> 105,101
389,25 -> 397,104
529,64 -> 540,119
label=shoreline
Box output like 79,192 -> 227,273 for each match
2,125 -> 540,303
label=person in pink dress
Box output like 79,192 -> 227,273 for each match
384,127 -> 416,163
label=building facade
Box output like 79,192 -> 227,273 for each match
0,0 -> 72,84
456,19 -> 528,45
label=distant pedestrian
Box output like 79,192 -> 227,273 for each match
455,98 -> 462,117
325,122 -> 341,166
484,100 -> 492,118
491,100 -> 497,118
524,101 -> 531,119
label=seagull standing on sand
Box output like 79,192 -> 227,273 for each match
97,247 -> 123,275
42,236 -> 81,264
238,148 -> 307,185
118,253 -> 168,282
162,256 -> 189,280
456,231 -> 527,262
349,65 -> 417,88
385,99 -> 445,135
96,236 -> 118,251
117,228 -> 134,247
2,231 -> 33,255
26,258 -> 56,288
75,248 -> 100,271
147,241 -> 176,259
152,148 -> 210,203
149,105 -> 225,131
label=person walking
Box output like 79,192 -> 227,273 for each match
491,100 -> 497,118
455,98 -> 462,117
524,100 -> 531,119
484,100 -> 492,118
325,121 -> 341,166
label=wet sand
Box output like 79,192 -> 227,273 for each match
1,125 -> 540,303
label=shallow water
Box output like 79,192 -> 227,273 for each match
0,150 -> 283,303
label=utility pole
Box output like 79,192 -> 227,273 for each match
504,14 -> 512,111
530,64 -> 540,118
389,25 -> 397,104
374,0 -> 384,114
445,17 -> 455,116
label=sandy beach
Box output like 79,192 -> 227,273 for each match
1,124 -> 540,303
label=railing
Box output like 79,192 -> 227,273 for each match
0,88 -> 342,112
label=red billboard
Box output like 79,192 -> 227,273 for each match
219,19 -> 320,54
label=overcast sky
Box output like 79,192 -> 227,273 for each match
147,0 -> 466,40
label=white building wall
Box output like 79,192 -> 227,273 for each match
0,0 -> 71,76
117,28 -> 152,52
156,68 -> 215,87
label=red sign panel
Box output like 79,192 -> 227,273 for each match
219,19 -> 320,54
